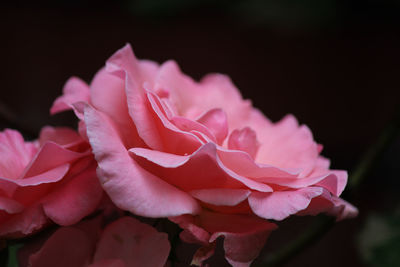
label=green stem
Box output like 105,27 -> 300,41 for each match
6,243 -> 22,267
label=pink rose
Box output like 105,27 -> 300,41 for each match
0,127 -> 103,238
18,216 -> 170,267
52,44 -> 357,266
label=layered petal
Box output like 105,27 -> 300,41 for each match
153,61 -> 251,131
0,204 -> 48,238
0,127 -> 101,239
228,127 -> 259,159
105,44 -> 163,150
328,197 -> 359,221
129,143 -> 273,193
42,166 -> 103,226
146,91 -> 202,154
22,142 -> 89,178
248,187 -> 325,221
84,104 -> 200,217
38,126 -> 84,148
0,196 -> 24,214
189,189 -> 251,207
90,67 -> 145,148
50,77 -> 90,117
254,115 -> 320,177
0,129 -> 38,179
197,108 -> 229,145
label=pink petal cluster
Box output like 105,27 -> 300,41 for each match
18,216 -> 170,267
0,127 -> 103,238
52,44 -> 358,266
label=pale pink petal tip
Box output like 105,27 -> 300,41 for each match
50,77 -> 90,115
248,187 -> 324,221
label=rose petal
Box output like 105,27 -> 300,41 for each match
92,217 -> 170,267
171,116 -> 217,144
146,92 -> 202,154
298,189 -> 358,220
217,146 -> 300,178
130,143 -> 273,192
0,204 -> 48,238
0,196 -> 24,214
316,170 -> 347,196
218,146 -> 345,196
0,129 -> 38,179
7,165 -> 71,210
84,104 -> 200,217
296,188 -> 336,216
0,164 -> 69,187
228,127 -> 259,159
38,126 -> 84,148
254,115 -> 319,177
189,189 -> 251,206
90,67 -> 145,148
170,210 -> 277,267
248,187 -> 325,221
327,197 -> 359,221
50,77 -> 90,117
106,44 -> 163,150
153,61 -> 251,130
197,108 -> 229,145
28,227 -> 94,267
42,165 -> 103,226
22,142 -> 88,178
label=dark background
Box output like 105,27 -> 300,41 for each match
1,1 -> 399,266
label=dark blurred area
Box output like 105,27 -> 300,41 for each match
1,1 -> 399,266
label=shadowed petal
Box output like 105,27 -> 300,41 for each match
170,210 -> 277,267
28,227 -> 94,267
92,217 -> 170,267
189,189 -> 251,206
0,204 -> 48,238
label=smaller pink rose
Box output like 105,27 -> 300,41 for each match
0,127 -> 103,238
19,216 -> 170,267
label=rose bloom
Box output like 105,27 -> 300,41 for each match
18,216 -> 170,267
52,44 -> 357,266
0,127 -> 103,238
